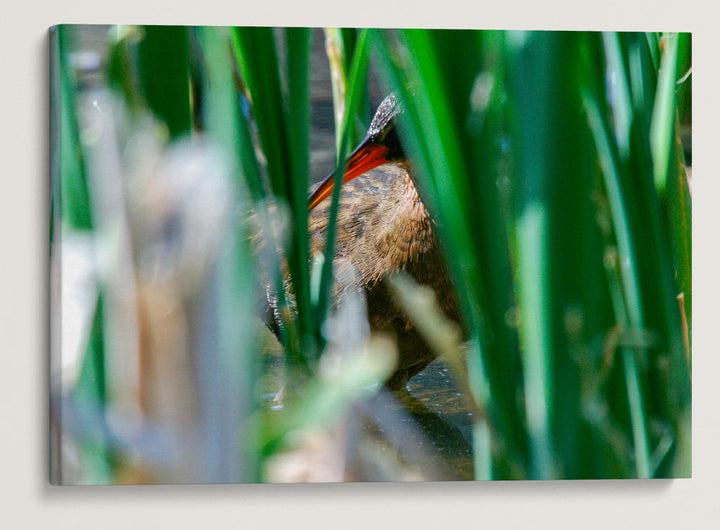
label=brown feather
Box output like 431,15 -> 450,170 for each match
309,163 -> 460,389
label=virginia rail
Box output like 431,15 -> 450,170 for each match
307,94 -> 461,389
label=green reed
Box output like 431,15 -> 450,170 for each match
52,25 -> 691,483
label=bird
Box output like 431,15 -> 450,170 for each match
306,94 -> 461,389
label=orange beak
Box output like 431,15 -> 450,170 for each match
308,137 -> 390,211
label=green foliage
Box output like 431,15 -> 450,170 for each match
50,25 -> 93,232
52,25 -> 691,483
372,29 -> 690,479
137,26 -> 193,138
231,27 -> 315,373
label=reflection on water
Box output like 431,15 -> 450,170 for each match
261,334 -> 476,482
402,359 -> 475,479
348,359 -> 474,482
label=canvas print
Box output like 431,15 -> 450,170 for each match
50,25 -> 692,484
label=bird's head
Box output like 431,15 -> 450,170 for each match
308,94 -> 406,210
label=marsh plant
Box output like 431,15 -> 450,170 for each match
50,26 -> 691,483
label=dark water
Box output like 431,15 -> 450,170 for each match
354,359 -> 476,482
260,333 -> 476,482
404,360 -> 475,476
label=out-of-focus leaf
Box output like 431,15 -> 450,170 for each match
137,26 -> 192,138
51,25 -> 93,231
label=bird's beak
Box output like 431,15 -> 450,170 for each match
308,136 -> 390,210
